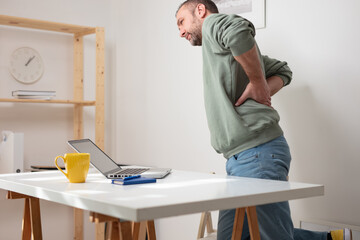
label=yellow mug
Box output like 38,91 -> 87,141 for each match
55,153 -> 90,183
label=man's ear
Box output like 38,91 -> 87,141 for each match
195,3 -> 207,19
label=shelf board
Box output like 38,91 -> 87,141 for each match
0,98 -> 95,106
0,14 -> 96,36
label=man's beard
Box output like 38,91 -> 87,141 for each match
188,18 -> 202,46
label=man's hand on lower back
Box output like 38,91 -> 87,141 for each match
235,81 -> 271,107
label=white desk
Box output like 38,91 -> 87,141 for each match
0,170 -> 324,239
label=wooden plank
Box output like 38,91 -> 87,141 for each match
74,104 -> 83,139
95,27 -> 105,150
138,222 -> 147,240
73,35 -> 84,140
146,221 -> 156,240
74,208 -> 84,240
96,223 -> 105,240
29,198 -> 42,240
132,222 -> 146,240
119,221 -> 133,240
197,212 -> 207,239
73,34 -> 84,240
0,14 -> 95,35
0,98 -> 95,105
89,212 -> 118,223
73,35 -> 84,102
6,191 -> 32,199
206,211 -> 215,233
132,222 -> 140,240
75,29 -> 97,38
246,207 -> 260,240
89,213 -> 148,240
231,208 -> 245,240
108,222 -> 120,240
89,212 -> 109,240
22,198 -> 31,240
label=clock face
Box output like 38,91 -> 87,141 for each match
10,47 -> 44,84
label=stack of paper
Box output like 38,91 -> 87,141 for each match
12,90 -> 56,100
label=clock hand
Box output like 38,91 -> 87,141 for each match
25,56 -> 35,66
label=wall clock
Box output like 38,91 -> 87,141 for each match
9,47 -> 44,84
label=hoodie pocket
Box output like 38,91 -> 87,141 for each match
234,99 -> 280,133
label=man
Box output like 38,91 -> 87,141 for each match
175,0 -> 351,240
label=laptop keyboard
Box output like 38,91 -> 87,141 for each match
117,168 -> 149,175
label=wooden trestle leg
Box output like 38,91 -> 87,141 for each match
89,212 -> 156,240
6,191 -> 43,240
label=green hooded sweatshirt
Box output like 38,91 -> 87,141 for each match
202,14 -> 293,159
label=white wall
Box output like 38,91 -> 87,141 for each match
115,0 -> 360,239
114,1 -> 225,238
1,0 -> 360,239
257,0 -> 360,228
0,0 -> 116,239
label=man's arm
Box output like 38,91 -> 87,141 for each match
234,44 -> 272,107
267,75 -> 285,96
234,46 -> 293,107
262,54 -> 293,88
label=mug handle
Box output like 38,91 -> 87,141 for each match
55,156 -> 68,178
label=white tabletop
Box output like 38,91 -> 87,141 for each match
0,170 -> 324,222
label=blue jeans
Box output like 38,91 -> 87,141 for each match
217,135 -> 327,240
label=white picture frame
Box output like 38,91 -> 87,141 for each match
215,0 -> 266,29
241,0 -> 266,29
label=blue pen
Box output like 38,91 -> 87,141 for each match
124,175 -> 141,181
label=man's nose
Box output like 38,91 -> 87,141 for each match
179,28 -> 186,38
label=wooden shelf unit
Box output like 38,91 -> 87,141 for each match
0,14 -> 104,148
0,15 -> 105,240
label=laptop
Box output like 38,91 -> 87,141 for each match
68,139 -> 171,179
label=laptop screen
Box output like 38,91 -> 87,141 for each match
68,139 -> 119,175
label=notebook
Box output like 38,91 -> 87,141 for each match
68,139 -> 171,179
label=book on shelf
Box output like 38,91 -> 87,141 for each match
12,90 -> 56,100
12,90 -> 56,96
14,95 -> 54,100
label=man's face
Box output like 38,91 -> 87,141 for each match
176,5 -> 203,46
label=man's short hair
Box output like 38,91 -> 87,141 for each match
176,0 -> 219,16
